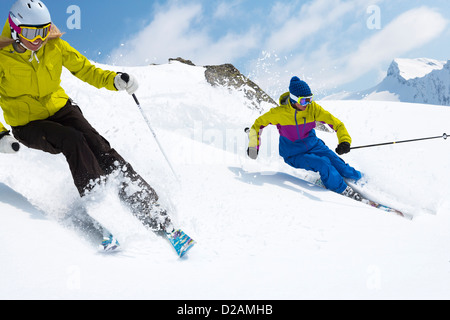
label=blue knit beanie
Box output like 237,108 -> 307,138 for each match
289,76 -> 312,104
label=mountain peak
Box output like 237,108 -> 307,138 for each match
326,57 -> 450,106
388,58 -> 446,81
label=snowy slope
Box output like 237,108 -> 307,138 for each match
326,58 -> 450,106
1,61 -> 450,299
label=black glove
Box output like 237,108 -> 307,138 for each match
114,72 -> 139,94
335,142 -> 350,155
247,147 -> 258,160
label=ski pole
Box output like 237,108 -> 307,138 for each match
351,133 -> 448,150
131,93 -> 179,181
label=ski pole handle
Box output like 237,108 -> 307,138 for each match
132,93 -> 140,106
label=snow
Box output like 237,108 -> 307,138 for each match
1,61 -> 450,299
360,90 -> 400,102
328,57 -> 450,106
394,58 -> 446,81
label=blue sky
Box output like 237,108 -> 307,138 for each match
1,0 -> 449,98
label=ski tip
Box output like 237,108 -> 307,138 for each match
402,212 -> 414,221
377,205 -> 413,221
100,236 -> 121,252
167,229 -> 196,258
374,204 -> 412,220
99,244 -> 121,253
180,239 -> 196,258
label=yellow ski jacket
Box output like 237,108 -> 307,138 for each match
0,20 -> 118,133
249,92 -> 352,159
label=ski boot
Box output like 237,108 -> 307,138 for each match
341,185 -> 363,201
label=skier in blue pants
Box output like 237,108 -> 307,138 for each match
247,76 -> 362,199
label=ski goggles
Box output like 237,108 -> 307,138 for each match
290,93 -> 314,106
9,15 -> 51,42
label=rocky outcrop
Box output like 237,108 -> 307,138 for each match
169,57 -> 277,112
204,63 -> 277,111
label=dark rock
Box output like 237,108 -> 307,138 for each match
204,63 -> 277,111
169,57 -> 196,66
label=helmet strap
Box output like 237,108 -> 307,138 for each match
12,40 -> 26,54
10,26 -> 19,41
9,27 -> 27,53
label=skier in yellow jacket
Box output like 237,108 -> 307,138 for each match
0,0 -> 175,235
248,76 -> 363,199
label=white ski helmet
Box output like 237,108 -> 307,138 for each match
9,0 -> 51,41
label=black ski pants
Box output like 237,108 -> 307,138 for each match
11,99 -> 170,230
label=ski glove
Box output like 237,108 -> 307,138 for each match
247,147 -> 258,160
335,142 -> 351,155
0,131 -> 20,154
114,72 -> 139,95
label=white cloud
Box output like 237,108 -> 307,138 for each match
109,3 -> 204,65
265,0 -> 377,53
108,1 -> 448,97
251,4 -> 448,96
213,0 -> 243,19
109,2 -> 260,66
326,6 -> 448,88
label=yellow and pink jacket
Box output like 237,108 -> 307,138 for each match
249,92 -> 352,159
0,20 -> 118,133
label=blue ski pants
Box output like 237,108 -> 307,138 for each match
283,139 -> 361,193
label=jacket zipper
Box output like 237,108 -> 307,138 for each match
295,110 -> 301,139
294,110 -> 307,139
294,110 -> 309,149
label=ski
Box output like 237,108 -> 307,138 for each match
80,192 -> 197,256
345,181 -> 412,220
100,233 -> 120,252
166,229 -> 196,257
135,204 -> 196,257
359,197 -> 409,219
63,202 -> 122,252
314,178 -> 412,220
